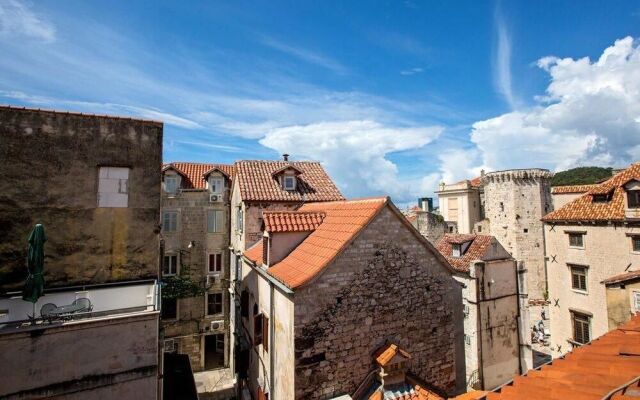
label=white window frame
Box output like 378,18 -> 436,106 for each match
207,210 -> 223,233
452,244 -> 462,258
634,291 -> 640,312
98,167 -> 129,208
570,265 -> 588,292
209,176 -> 224,194
283,175 -> 296,190
163,211 -> 178,232
236,207 -> 243,233
208,253 -> 222,274
164,175 -> 178,194
163,254 -> 179,276
206,292 -> 223,316
568,233 -> 585,248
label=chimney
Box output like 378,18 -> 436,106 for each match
282,153 -> 290,162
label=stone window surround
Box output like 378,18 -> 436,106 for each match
565,230 -> 586,249
207,209 -> 224,234
206,292 -> 224,316
568,264 -> 588,293
163,252 -> 180,276
163,209 -> 179,233
208,252 -> 223,274
164,173 -> 180,194
626,233 -> 640,253
283,174 -> 296,191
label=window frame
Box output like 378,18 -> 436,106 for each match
569,265 -> 588,292
568,232 -> 584,248
627,190 -> 640,208
209,176 -> 224,194
283,175 -> 296,191
236,207 -> 244,233
207,209 -> 223,233
207,292 -> 223,316
164,175 -> 179,193
632,236 -> 640,253
452,244 -> 462,258
163,211 -> 178,232
163,254 -> 179,276
571,311 -> 591,344
208,253 -> 223,274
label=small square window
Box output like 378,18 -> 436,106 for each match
163,255 -> 178,276
632,236 -> 640,252
568,233 -> 584,248
628,190 -> 640,208
165,176 -> 178,193
570,266 -> 587,291
283,176 -> 296,190
162,297 -> 178,320
209,177 -> 224,194
207,293 -> 223,315
452,244 -> 462,257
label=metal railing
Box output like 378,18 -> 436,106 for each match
0,304 -> 156,333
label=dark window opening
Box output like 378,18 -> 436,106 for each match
629,190 -> 640,208
207,293 -> 223,315
632,236 -> 640,252
241,290 -> 249,318
162,298 -> 177,320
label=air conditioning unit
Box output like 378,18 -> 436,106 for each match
209,194 -> 222,203
164,339 -> 177,353
210,320 -> 224,331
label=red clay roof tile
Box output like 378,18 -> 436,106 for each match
602,270 -> 640,285
235,160 -> 344,202
435,234 -> 495,273
551,184 -> 599,194
163,162 -> 234,190
543,163 -> 640,222
262,211 -> 325,232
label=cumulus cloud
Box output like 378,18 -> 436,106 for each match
260,120 -> 442,201
0,0 -> 55,42
439,36 -> 640,180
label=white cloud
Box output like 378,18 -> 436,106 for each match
400,67 -> 424,76
260,36 -> 347,74
0,0 -> 55,42
494,8 -> 517,109
259,120 -> 443,201
447,36 -> 640,178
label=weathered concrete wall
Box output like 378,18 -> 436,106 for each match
545,223 -> 640,357
293,206 -> 464,399
411,211 -> 448,245
0,107 -> 162,291
482,169 -> 553,302
161,180 -> 231,371
605,281 -> 640,330
0,312 -> 159,399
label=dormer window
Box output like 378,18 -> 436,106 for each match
209,176 -> 224,194
164,175 -> 178,194
628,190 -> 640,208
283,175 -> 296,191
592,193 -> 611,203
452,244 -> 462,257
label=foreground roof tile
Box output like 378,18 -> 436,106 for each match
262,211 -> 325,232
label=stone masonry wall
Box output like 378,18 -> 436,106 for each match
482,170 -> 553,301
0,107 -> 162,291
412,211 -> 448,245
293,206 -> 464,399
161,187 -> 230,372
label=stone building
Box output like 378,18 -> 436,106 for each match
404,200 -> 448,245
542,162 -> 640,358
0,106 -> 162,399
436,234 -> 531,390
239,197 -> 466,399
550,184 -> 598,210
602,270 -> 640,330
160,162 -> 235,377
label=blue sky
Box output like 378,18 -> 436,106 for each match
1,1 -> 639,205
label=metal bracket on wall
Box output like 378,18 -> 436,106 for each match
550,255 -> 557,263
549,224 -> 556,232
556,344 -> 562,352
554,298 -> 560,307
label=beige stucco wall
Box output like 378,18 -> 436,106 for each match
0,312 -> 159,399
605,280 -> 640,330
551,192 -> 583,210
545,223 -> 640,357
437,186 -> 481,234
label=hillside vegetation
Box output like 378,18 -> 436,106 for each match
550,166 -> 613,186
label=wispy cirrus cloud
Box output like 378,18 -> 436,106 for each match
0,0 -> 55,42
259,36 -> 348,74
400,67 -> 424,76
493,5 -> 517,109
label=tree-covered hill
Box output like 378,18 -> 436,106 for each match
550,166 -> 613,186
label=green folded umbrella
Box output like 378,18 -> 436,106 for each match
22,224 -> 46,318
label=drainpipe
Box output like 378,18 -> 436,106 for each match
514,260 -> 523,375
269,282 -> 275,399
475,261 -> 485,390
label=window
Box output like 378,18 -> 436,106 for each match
568,233 -> 584,248
207,210 -> 223,233
207,293 -> 223,315
97,167 -> 129,207
572,312 -> 591,344
633,236 -> 640,252
165,176 -> 178,193
208,253 -> 222,273
593,194 -> 611,203
209,177 -> 224,194
447,198 -> 458,221
236,207 -> 243,233
162,297 -> 177,320
253,313 -> 268,351
634,292 -> 640,311
240,290 -> 249,318
452,244 -> 462,257
283,175 -> 296,190
499,202 -> 504,212
163,255 -> 178,276
164,339 -> 178,353
570,265 -> 587,291
163,211 -> 178,232
629,190 -> 640,208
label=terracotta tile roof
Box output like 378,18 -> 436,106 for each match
551,184 -> 599,194
244,198 -> 387,288
435,234 -> 494,273
235,160 -> 344,202
543,163 -> 640,222
374,343 -> 412,367
163,162 -> 235,190
478,314 -> 640,400
602,270 -> 640,285
450,391 -> 488,400
469,177 -> 481,187
262,211 -> 325,232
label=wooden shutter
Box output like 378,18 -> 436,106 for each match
263,315 -> 269,352
253,314 -> 263,346
240,290 -> 249,318
216,254 -> 222,272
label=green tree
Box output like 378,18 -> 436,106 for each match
550,166 -> 612,186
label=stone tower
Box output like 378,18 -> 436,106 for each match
481,169 -> 554,302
